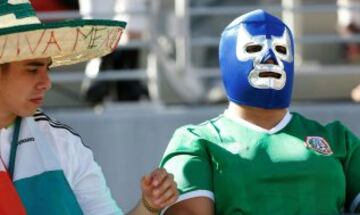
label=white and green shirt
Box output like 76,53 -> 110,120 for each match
0,110 -> 123,215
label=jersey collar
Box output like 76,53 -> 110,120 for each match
223,110 -> 293,134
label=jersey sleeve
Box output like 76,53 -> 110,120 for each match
59,134 -> 123,215
35,112 -> 124,215
328,122 -> 360,213
342,125 -> 360,213
160,126 -> 214,203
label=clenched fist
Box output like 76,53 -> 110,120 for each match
141,168 -> 178,213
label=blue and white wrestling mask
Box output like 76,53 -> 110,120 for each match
219,9 -> 294,109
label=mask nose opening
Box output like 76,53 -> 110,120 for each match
260,50 -> 278,65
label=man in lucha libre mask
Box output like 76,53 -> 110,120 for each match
159,9 -> 360,215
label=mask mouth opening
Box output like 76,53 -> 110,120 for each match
248,66 -> 287,90
259,71 -> 282,79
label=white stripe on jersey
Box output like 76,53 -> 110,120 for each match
160,190 -> 214,215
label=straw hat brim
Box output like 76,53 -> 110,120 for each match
0,19 -> 126,67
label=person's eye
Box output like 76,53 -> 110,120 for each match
246,45 -> 262,53
275,45 -> 287,55
26,67 -> 39,73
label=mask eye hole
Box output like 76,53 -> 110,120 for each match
275,45 -> 287,55
246,45 -> 262,53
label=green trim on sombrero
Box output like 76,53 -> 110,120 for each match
0,19 -> 127,36
0,2 -> 35,19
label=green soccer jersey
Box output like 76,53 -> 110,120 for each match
160,112 -> 360,215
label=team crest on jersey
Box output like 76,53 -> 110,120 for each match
304,136 -> 333,155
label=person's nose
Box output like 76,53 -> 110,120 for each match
36,70 -> 52,91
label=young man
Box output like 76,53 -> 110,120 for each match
160,9 -> 360,214
0,1 -> 177,214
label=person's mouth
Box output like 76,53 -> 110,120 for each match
30,97 -> 44,105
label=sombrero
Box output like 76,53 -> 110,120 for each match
0,0 -> 126,67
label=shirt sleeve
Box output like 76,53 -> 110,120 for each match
329,121 -> 360,213
160,126 -> 214,203
62,135 -> 124,215
342,125 -> 360,213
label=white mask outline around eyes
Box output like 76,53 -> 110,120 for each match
236,24 -> 267,61
236,24 -> 293,64
271,28 -> 293,63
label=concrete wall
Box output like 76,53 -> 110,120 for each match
46,102 -> 360,212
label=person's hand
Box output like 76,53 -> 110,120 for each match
141,168 -> 178,213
